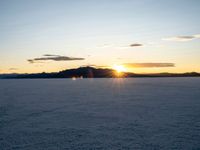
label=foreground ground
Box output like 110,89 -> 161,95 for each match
0,78 -> 200,149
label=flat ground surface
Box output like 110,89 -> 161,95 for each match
0,78 -> 200,150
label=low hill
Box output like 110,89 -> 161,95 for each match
1,67 -> 200,79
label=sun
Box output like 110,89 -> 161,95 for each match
113,65 -> 127,73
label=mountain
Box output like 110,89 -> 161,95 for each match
1,67 -> 200,79
0,74 -> 19,79
5,67 -> 116,79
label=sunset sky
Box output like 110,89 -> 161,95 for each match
0,0 -> 200,73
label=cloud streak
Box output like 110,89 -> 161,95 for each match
163,34 -> 200,42
28,54 -> 85,64
81,64 -> 109,68
130,43 -> 143,47
124,63 -> 175,68
43,54 -> 60,57
9,68 -> 18,70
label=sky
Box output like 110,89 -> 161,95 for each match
0,0 -> 200,73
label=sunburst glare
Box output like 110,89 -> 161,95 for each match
113,65 -> 127,73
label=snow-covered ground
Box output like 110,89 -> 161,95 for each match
0,78 -> 200,150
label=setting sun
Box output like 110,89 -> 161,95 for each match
113,65 -> 127,73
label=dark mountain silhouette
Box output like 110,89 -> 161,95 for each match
1,67 -> 200,79
2,67 -> 116,79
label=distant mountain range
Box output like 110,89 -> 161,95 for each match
1,67 -> 200,79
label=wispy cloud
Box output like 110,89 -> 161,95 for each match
130,43 -> 143,47
9,68 -> 18,70
95,43 -> 144,49
43,54 -> 60,57
163,34 -> 200,42
28,54 -> 85,64
96,44 -> 114,48
124,63 -> 175,68
81,64 -> 109,68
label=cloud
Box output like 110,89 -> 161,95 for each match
81,64 -> 109,68
96,44 -> 114,48
163,34 -> 200,42
9,68 -> 18,70
28,54 -> 85,63
130,43 -> 143,47
123,63 -> 175,68
43,54 -> 60,57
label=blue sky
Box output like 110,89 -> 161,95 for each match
0,0 -> 200,73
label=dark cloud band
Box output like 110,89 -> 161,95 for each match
28,54 -> 85,63
124,63 -> 175,68
130,43 -> 143,47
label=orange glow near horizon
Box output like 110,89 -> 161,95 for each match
113,65 -> 127,73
